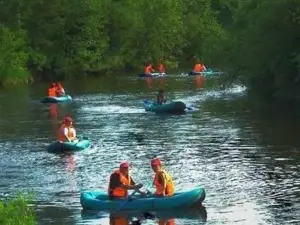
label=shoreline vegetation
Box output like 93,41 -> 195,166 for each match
0,0 -> 300,101
0,194 -> 36,225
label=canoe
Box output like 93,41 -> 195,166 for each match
80,187 -> 205,211
47,138 -> 91,153
143,100 -> 186,114
41,95 -> 72,103
138,73 -> 166,78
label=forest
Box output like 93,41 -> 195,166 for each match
0,0 -> 300,101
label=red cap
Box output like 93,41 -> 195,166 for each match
64,116 -> 73,122
151,158 -> 161,166
120,162 -> 129,168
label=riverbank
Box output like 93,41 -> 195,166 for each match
0,194 -> 36,225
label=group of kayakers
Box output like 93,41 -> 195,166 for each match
144,60 -> 206,76
109,158 -> 174,199
144,61 -> 165,75
48,82 -> 66,97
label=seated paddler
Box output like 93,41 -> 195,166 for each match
58,116 -> 78,143
157,89 -> 167,105
108,161 -> 145,200
149,158 -> 175,197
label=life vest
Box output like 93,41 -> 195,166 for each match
193,64 -> 204,72
158,219 -> 176,225
144,66 -> 153,74
57,124 -> 75,142
158,63 -> 165,73
108,170 -> 131,198
48,87 -> 56,97
110,216 -> 129,225
153,169 -> 174,196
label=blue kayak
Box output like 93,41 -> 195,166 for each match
80,187 -> 205,211
144,100 -> 186,114
41,95 -> 72,103
47,138 -> 91,153
138,72 -> 166,78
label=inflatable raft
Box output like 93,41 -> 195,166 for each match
187,69 -> 223,76
80,187 -> 205,211
138,72 -> 166,78
143,100 -> 186,114
41,95 -> 72,103
47,138 -> 91,153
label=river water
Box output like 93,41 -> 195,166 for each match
0,74 -> 299,225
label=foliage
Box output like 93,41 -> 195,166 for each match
0,193 -> 36,225
0,0 -> 300,103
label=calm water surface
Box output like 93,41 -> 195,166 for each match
0,74 -> 300,225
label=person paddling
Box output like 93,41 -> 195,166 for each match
144,63 -> 155,75
157,89 -> 167,105
55,82 -> 65,96
108,162 -> 145,200
157,61 -> 165,74
58,116 -> 78,142
149,158 -> 175,197
48,83 -> 57,97
193,60 -> 206,73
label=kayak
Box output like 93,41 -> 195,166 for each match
187,70 -> 223,76
80,187 -> 205,211
47,138 -> 91,153
143,100 -> 186,114
41,95 -> 72,103
138,73 -> 166,78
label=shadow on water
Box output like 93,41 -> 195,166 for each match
81,206 -> 207,225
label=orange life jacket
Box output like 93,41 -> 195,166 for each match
158,63 -> 165,73
57,124 -> 75,142
144,66 -> 153,74
193,64 -> 204,72
108,170 -> 131,198
110,216 -> 129,225
48,87 -> 56,97
153,169 -> 174,196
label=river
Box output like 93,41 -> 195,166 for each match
0,74 -> 299,225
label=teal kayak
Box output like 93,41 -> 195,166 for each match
138,73 -> 166,78
41,95 -> 72,103
144,100 -> 186,114
47,138 -> 91,153
80,187 -> 205,211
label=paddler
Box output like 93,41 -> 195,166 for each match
55,82 -> 65,96
108,162 -> 146,200
149,158 -> 175,197
48,83 -> 57,97
157,89 -> 167,105
57,116 -> 78,142
193,60 -> 206,73
157,60 -> 165,74
144,63 -> 155,75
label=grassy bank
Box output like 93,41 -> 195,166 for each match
0,194 -> 36,225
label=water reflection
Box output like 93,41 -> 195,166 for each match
81,206 -> 207,225
195,75 -> 205,89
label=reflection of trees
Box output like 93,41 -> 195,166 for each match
36,205 -> 76,225
201,95 -> 300,219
